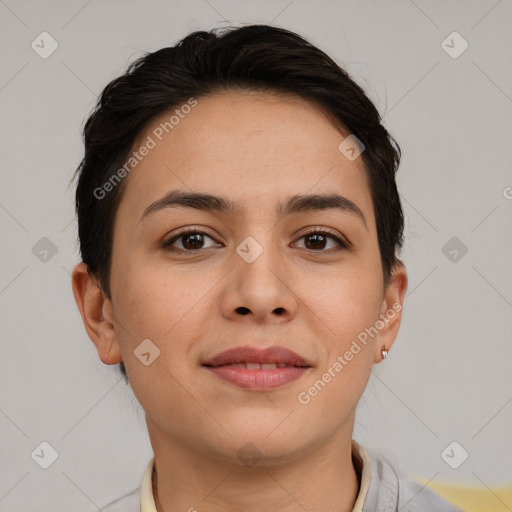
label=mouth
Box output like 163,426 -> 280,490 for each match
202,345 -> 312,390
202,345 -> 311,367
209,362 -> 300,369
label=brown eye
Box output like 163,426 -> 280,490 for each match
295,229 -> 348,251
162,230 -> 220,252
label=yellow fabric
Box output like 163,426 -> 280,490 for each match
417,480 -> 512,512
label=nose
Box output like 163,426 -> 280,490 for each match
220,237 -> 298,324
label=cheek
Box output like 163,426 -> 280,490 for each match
300,259 -> 383,341
118,257 -> 199,319
295,263 -> 382,397
296,290 -> 378,426
112,260 -> 216,370
113,264 -> 211,414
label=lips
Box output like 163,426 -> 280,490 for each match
202,346 -> 311,368
202,346 -> 311,390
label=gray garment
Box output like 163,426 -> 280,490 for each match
361,450 -> 464,512
101,449 -> 464,512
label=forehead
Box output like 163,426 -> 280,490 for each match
116,91 -> 373,223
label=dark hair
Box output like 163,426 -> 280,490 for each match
73,24 -> 404,383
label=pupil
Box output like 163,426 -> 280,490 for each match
306,234 -> 326,250
184,233 -> 203,250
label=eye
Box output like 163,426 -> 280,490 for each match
294,228 -> 349,251
161,227 -> 349,254
161,229 -> 222,252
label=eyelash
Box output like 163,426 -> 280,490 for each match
161,227 -> 349,253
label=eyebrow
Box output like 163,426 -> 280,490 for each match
138,190 -> 367,229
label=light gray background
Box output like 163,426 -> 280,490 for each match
1,1 -> 511,510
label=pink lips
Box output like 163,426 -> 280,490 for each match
202,346 -> 311,390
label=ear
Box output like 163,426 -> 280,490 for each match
374,262 -> 408,363
71,262 -> 123,366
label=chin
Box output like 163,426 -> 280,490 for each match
202,422 -> 317,468
210,439 -> 311,468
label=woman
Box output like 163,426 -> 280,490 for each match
71,24 -> 462,512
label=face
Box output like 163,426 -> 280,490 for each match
75,90 -> 407,466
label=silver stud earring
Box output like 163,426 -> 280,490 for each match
381,347 -> 388,359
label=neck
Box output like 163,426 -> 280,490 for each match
148,419 -> 360,512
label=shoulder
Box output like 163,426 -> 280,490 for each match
358,444 -> 464,512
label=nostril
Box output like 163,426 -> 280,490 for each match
236,307 -> 250,315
